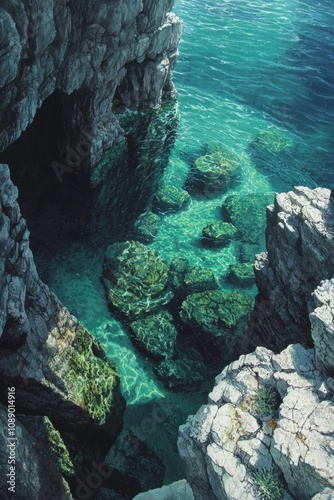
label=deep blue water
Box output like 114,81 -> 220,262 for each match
34,0 -> 334,483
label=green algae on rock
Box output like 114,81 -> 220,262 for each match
180,290 -> 253,365
227,263 -> 255,287
202,221 -> 238,247
132,211 -> 160,243
153,184 -> 190,213
102,240 -> 173,320
186,144 -> 241,197
130,309 -> 177,360
154,356 -> 209,391
222,193 -> 273,244
168,258 -> 218,296
250,129 -> 294,155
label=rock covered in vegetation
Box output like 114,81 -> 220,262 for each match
154,356 -> 209,391
226,262 -> 255,287
186,145 -> 241,197
202,221 -> 238,247
130,309 -> 177,360
133,211 -> 160,243
178,344 -> 334,500
222,192 -> 273,244
102,240 -> 173,320
180,290 -> 253,365
153,184 -> 190,213
168,258 -> 218,296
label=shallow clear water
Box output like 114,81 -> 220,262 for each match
35,0 -> 334,483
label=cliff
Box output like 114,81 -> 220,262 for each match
0,0 -> 182,497
0,0 -> 181,165
176,187 -> 334,499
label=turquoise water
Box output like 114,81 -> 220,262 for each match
35,0 -> 334,483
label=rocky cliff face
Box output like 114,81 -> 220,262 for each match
244,186 -> 334,353
177,187 -> 334,499
0,0 -> 182,165
0,163 -> 125,495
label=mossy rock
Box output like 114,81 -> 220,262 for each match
226,263 -> 255,287
153,185 -> 190,213
186,144 -> 241,197
202,221 -> 238,247
180,289 -> 253,338
102,240 -> 173,320
132,211 -> 160,244
250,129 -> 294,155
130,310 -> 177,360
180,289 -> 253,365
222,193 -> 273,244
168,258 -> 218,296
154,357 -> 209,391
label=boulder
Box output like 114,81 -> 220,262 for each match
133,211 -> 160,243
202,221 -> 238,247
186,145 -> 240,197
102,240 -> 173,320
130,309 -> 177,360
226,263 -> 255,287
222,193 -> 273,244
168,258 -> 218,296
153,185 -> 190,213
154,356 -> 209,391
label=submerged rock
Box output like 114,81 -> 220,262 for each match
102,240 -> 173,320
250,129 -> 294,155
154,356 -> 209,391
168,258 -> 218,296
238,242 -> 263,263
202,221 -> 238,247
130,309 -> 177,360
180,290 -> 253,364
133,479 -> 194,500
153,184 -> 190,213
186,145 -> 241,197
132,211 -> 160,244
222,192 -> 273,244
226,262 -> 255,287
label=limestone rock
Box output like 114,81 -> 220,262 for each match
133,479 -> 194,499
178,344 -> 334,499
0,165 -> 125,437
244,186 -> 334,352
0,404 -> 73,499
0,0 -> 182,165
102,240 -> 173,320
202,221 -> 238,247
226,262 -> 255,287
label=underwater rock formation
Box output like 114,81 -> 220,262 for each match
0,0 -> 182,165
153,184 -> 190,213
226,262 -> 255,287
185,144 -> 240,197
102,240 -> 173,321
222,192 -> 273,245
244,186 -> 334,352
180,290 -> 253,366
202,221 -> 238,248
132,211 -> 160,244
168,258 -> 218,297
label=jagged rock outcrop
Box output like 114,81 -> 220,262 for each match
0,0 -> 182,165
0,404 -> 73,500
174,186 -> 334,500
244,186 -> 334,352
178,344 -> 334,499
0,164 -> 125,494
